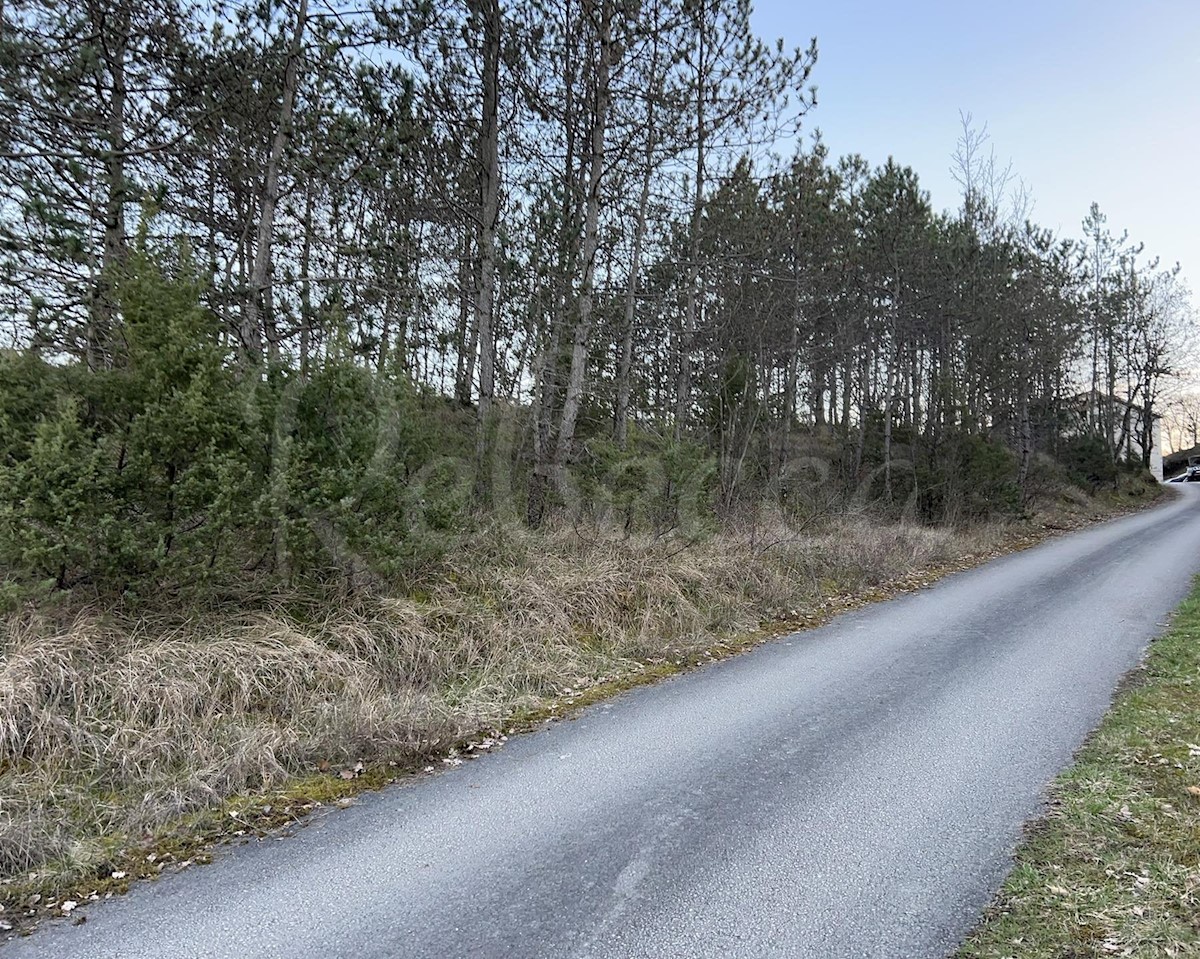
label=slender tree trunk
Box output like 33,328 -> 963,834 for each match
615,157 -> 652,449
675,9 -> 707,441
474,0 -> 502,489
1105,336 -> 1118,464
616,24 -> 664,449
91,0 -> 129,370
299,188 -> 313,377
1017,378 -> 1033,488
394,219 -> 421,375
840,355 -> 852,433
883,354 -> 897,501
554,0 -> 615,468
244,0 -> 307,367
377,296 -> 394,374
528,291 -> 564,528
911,344 -> 923,432
853,347 -> 869,477
527,0 -> 580,529
454,228 -> 474,400
779,318 -> 799,482
102,25 -> 127,280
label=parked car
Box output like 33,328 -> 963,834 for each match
1188,456 -> 1200,481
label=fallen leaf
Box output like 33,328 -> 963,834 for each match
339,769 -> 355,780
60,901 -> 78,914
1186,785 -> 1200,797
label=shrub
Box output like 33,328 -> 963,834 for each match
266,362 -> 472,586
576,429 -> 717,535
0,246 -> 258,604
1059,434 -> 1118,492
916,431 -> 1021,523
0,245 -> 473,607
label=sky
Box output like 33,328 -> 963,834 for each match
750,0 -> 1200,291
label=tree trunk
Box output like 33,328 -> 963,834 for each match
474,0 -> 502,490
553,0 -> 615,468
299,188 -> 313,377
1017,378 -> 1033,488
615,157 -> 652,449
883,354 -> 897,501
675,9 -> 707,441
779,320 -> 799,482
454,236 -> 475,403
244,0 -> 307,367
91,0 -> 129,370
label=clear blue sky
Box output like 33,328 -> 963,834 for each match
750,0 -> 1200,289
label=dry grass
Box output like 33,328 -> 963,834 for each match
0,490 -> 1158,913
0,614 -> 452,880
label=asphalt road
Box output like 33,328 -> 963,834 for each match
12,487 -> 1200,959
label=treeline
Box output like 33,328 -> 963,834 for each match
0,0 -> 1192,603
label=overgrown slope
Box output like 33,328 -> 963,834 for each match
0,483 -> 1160,927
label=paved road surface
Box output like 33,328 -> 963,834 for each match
12,488 -> 1200,959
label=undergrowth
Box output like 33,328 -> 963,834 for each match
0,479 -> 1163,929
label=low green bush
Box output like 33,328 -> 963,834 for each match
0,244 -> 471,608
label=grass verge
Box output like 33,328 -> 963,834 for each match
959,573 -> 1200,959
0,479 -> 1165,937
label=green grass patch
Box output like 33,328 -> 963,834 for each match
960,578 -> 1200,959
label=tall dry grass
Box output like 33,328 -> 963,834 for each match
0,516 -> 985,890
